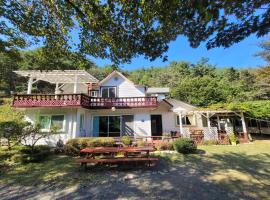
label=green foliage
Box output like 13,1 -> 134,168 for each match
205,100 -> 270,119
162,133 -> 171,140
65,137 -> 115,156
121,136 -> 132,146
0,99 -> 24,122
173,138 -> 197,154
155,141 -> 174,151
1,1 -> 270,63
0,121 -> 24,149
229,133 -> 237,144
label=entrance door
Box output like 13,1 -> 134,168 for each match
151,115 -> 163,136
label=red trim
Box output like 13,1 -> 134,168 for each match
12,94 -> 157,109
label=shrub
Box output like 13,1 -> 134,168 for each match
229,133 -> 237,144
136,140 -> 148,147
64,144 -> 80,156
173,138 -> 197,154
155,141 -> 174,151
18,145 -> 52,163
202,140 -> 219,145
121,136 -> 132,146
65,137 -> 116,156
162,133 -> 171,140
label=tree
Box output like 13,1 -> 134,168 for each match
1,1 -> 270,64
0,121 -> 23,150
20,123 -> 58,154
256,39 -> 270,64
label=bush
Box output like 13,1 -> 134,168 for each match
121,136 -> 132,146
229,133 -> 237,143
136,140 -> 148,147
173,138 -> 197,154
162,133 -> 171,140
65,137 -> 116,156
155,141 -> 174,151
202,140 -> 219,145
18,145 -> 52,163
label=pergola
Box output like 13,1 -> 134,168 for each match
14,70 -> 99,94
174,109 -> 247,134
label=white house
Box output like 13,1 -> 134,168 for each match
12,70 -> 270,145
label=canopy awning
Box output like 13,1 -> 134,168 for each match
14,70 -> 99,84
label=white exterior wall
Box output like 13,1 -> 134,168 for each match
24,108 -> 90,145
101,74 -> 145,97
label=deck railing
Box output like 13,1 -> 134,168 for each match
12,94 -> 157,109
89,97 -> 157,108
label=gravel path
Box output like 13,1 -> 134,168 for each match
0,160 -> 256,200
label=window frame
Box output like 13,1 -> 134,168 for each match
38,114 -> 66,132
90,90 -> 99,97
100,86 -> 117,98
175,114 -> 196,127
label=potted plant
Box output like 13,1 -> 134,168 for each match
229,133 -> 237,146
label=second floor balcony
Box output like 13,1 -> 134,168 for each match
12,94 -> 158,109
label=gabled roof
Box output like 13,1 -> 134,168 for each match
146,87 -> 170,94
99,70 -> 143,87
164,98 -> 197,111
14,70 -> 99,84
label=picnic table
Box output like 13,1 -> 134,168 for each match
77,146 -> 158,169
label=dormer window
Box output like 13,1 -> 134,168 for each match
101,87 -> 116,98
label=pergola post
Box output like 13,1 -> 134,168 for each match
55,83 -> 60,95
178,112 -> 183,136
241,112 -> 247,133
27,77 -> 33,94
217,115 -> 221,130
73,75 -> 78,94
207,112 -> 211,129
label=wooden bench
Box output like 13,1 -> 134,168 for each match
76,157 -> 159,168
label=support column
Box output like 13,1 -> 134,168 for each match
27,77 -> 33,94
178,112 -> 183,136
55,83 -> 59,94
73,75 -> 78,94
207,112 -> 211,129
241,112 -> 247,133
240,112 -> 248,141
217,115 -> 221,130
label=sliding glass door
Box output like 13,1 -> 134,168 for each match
92,115 -> 134,137
98,116 -> 121,137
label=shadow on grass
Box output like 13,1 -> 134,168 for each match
0,148 -> 269,200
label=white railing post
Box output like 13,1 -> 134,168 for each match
179,112 -> 183,136
73,75 -> 78,94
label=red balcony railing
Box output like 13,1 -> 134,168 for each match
12,94 -> 157,109
89,97 -> 157,108
12,94 -> 90,108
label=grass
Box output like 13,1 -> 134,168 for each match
0,138 -> 269,199
0,148 -> 106,187
155,139 -> 270,199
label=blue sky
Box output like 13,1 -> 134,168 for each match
90,34 -> 268,71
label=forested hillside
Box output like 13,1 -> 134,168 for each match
0,44 -> 269,117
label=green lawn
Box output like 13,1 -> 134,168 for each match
0,139 -> 269,199
156,139 -> 270,199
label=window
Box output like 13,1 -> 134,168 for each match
80,114 -> 85,130
39,115 -> 65,132
98,116 -> 120,137
101,87 -> 116,98
90,90 -> 99,97
176,115 -> 195,126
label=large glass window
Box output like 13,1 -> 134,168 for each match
97,116 -> 120,137
101,87 -> 116,98
39,115 -> 65,132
